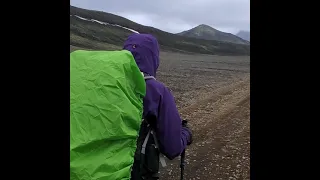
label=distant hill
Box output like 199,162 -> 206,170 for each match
70,6 -> 250,56
236,30 -> 250,41
177,24 -> 249,45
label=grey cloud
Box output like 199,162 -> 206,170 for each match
71,0 -> 250,34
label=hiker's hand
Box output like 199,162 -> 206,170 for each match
182,120 -> 188,127
182,120 -> 193,145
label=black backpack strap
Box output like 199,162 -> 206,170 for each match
140,127 -> 151,171
150,130 -> 167,167
141,72 -> 156,81
133,121 -> 158,180
131,73 -> 165,180
142,73 -> 167,168
144,76 -> 156,81
141,129 -> 151,155
140,128 -> 167,167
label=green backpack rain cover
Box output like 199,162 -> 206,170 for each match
70,50 -> 146,180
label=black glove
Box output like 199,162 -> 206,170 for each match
182,120 -> 193,145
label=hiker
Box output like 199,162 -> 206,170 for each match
70,33 -> 192,180
123,34 -> 193,180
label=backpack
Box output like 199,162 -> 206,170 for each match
70,50 -> 146,180
130,76 -> 167,180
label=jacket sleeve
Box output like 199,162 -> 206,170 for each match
156,86 -> 191,160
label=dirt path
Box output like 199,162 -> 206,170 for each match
70,46 -> 250,179
160,76 -> 250,180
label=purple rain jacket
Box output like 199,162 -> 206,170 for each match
123,34 -> 192,160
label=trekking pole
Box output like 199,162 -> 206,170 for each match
180,149 -> 186,180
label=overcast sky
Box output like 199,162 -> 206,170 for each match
70,0 -> 250,34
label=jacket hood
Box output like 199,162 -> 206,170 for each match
123,34 -> 160,77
